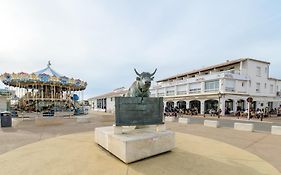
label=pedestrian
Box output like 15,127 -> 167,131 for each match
217,108 -> 222,118
260,109 -> 264,121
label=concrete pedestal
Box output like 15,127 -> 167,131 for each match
95,126 -> 175,163
204,120 -> 220,128
76,116 -> 90,123
178,117 -> 191,124
165,116 -> 176,122
271,126 -> 281,135
234,122 -> 254,132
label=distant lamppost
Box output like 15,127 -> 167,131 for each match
247,97 -> 253,120
218,92 -> 222,108
218,92 -> 222,118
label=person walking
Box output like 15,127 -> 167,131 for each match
217,108 -> 222,118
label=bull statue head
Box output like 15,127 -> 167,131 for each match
126,68 -> 157,97
134,68 -> 157,90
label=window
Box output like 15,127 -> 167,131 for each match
256,66 -> 261,77
242,82 -> 244,87
177,85 -> 187,95
225,80 -> 235,92
270,84 -> 274,93
189,83 -> 201,93
264,83 -> 267,89
256,83 -> 261,93
205,80 -> 219,92
265,67 -> 268,74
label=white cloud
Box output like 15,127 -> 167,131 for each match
0,0 -> 281,98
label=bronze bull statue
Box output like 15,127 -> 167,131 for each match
126,68 -> 157,97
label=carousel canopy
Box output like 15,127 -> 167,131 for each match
34,61 -> 62,77
0,61 -> 87,91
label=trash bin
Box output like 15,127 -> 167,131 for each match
1,111 -> 12,127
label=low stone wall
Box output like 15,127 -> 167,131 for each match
234,122 -> 254,132
271,126 -> 281,135
76,116 -> 90,123
204,120 -> 220,128
178,118 -> 191,124
35,117 -> 64,126
165,116 -> 176,122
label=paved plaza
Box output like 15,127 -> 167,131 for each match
0,111 -> 281,174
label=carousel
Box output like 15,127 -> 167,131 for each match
0,61 -> 87,113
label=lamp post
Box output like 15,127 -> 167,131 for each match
247,97 -> 253,120
218,92 -> 222,118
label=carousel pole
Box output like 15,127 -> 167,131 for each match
41,84 -> 43,101
36,83 -> 38,113
25,86 -> 27,111
19,82 -> 21,98
32,84 -> 34,112
54,84 -> 56,107
81,89 -> 84,113
17,84 -> 23,120
8,85 -> 11,111
52,84 -> 54,110
19,83 -> 21,111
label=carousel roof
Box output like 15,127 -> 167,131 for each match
34,61 -> 62,77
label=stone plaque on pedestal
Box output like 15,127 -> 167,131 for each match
115,97 -> 164,126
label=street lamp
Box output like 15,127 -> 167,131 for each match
218,92 -> 222,118
247,97 -> 253,120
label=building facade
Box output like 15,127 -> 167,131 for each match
0,89 -> 15,112
88,87 -> 127,113
150,58 -> 281,115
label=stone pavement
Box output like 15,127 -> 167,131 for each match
0,111 -> 280,174
0,132 -> 280,175
166,122 -> 281,172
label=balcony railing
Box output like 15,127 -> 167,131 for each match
225,87 -> 235,92
204,88 -> 219,92
177,91 -> 187,95
155,70 -> 248,88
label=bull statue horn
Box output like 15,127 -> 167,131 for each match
150,68 -> 157,76
134,68 -> 141,76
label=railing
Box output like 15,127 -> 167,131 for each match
204,89 -> 219,92
155,70 -> 248,88
189,89 -> 201,94
166,92 -> 175,96
177,91 -> 187,95
225,87 -> 235,92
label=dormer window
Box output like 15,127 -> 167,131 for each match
256,66 -> 261,77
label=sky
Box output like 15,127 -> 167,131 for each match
0,0 -> 281,98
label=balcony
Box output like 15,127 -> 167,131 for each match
154,70 -> 249,88
205,89 -> 219,93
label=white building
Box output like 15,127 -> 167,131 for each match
150,58 -> 281,115
0,89 -> 15,112
88,87 -> 127,113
